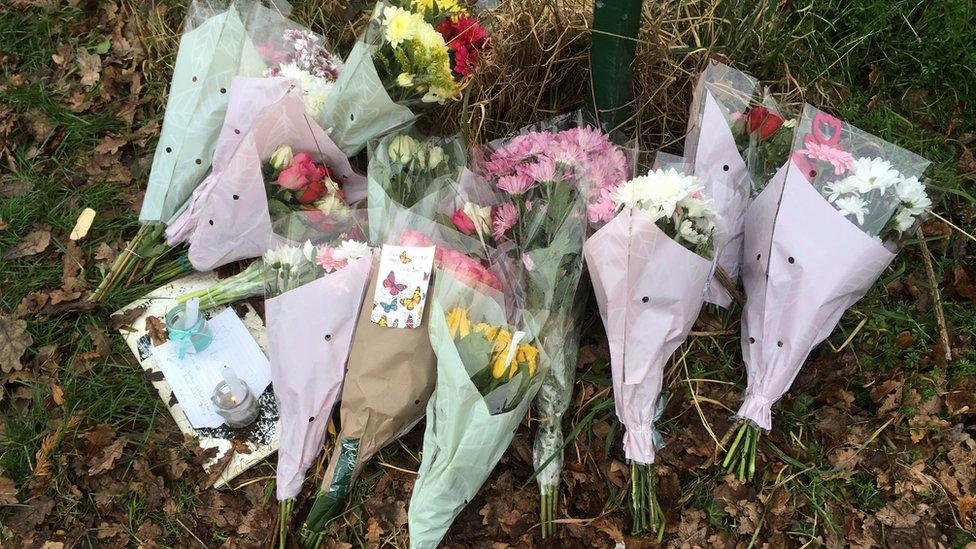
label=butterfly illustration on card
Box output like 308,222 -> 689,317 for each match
399,250 -> 412,264
378,298 -> 397,313
400,287 -> 422,311
376,314 -> 399,328
423,272 -> 429,282
376,315 -> 388,327
405,314 -> 415,329
382,270 -> 407,296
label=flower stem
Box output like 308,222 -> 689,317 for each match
279,499 -> 294,549
722,421 -> 761,481
630,462 -> 665,539
540,485 -> 558,538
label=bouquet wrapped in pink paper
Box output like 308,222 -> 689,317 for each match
583,165 -> 719,537
723,104 -> 932,480
681,60 -> 760,306
261,211 -> 373,547
182,93 -> 364,271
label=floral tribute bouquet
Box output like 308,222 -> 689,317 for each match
92,0 -> 296,301
723,104 -> 932,480
260,211 -> 373,547
583,166 -> 719,538
320,0 -> 488,155
436,117 -> 629,537
408,257 -> 547,549
679,60 -> 763,307
299,160 -> 484,546
366,130 -> 466,242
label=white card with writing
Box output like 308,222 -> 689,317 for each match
370,245 -> 435,329
153,308 -> 272,428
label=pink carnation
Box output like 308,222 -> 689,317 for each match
396,230 -> 435,247
491,203 -> 518,240
315,246 -> 347,273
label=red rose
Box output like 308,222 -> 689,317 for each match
745,106 -> 784,140
450,208 -> 476,235
277,152 -> 327,190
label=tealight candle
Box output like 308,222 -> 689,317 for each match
211,367 -> 259,428
165,298 -> 213,358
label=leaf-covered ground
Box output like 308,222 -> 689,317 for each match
1,0 -> 975,547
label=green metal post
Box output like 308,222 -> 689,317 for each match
587,0 -> 644,140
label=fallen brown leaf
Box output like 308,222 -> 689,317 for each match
0,476 -> 17,505
146,315 -> 167,346
4,228 -> 51,259
88,436 -> 128,476
76,49 -> 101,88
0,314 -> 33,373
108,305 -> 146,332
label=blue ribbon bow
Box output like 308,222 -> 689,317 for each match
165,304 -> 213,359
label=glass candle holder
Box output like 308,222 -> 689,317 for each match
211,369 -> 259,428
165,299 -> 212,358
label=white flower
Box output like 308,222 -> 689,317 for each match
269,145 -> 293,170
893,207 -> 916,233
896,175 -> 931,214
677,219 -> 704,244
314,194 -> 348,216
397,72 -> 414,87
610,175 -> 654,207
823,176 -> 860,202
425,145 -> 445,169
278,244 -> 306,268
613,168 -> 699,221
835,195 -> 869,225
678,192 -> 714,218
332,239 -> 371,261
388,134 -> 418,164
302,240 -> 317,262
263,247 -> 282,266
279,62 -> 333,117
845,157 -> 902,193
462,202 -> 492,236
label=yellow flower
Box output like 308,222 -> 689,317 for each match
382,6 -> 418,48
491,350 -> 508,379
411,0 -> 435,10
445,307 -> 470,339
435,0 -> 462,14
415,23 -> 447,51
516,343 -> 539,377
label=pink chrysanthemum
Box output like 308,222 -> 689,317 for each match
798,142 -> 855,175
491,203 -> 518,240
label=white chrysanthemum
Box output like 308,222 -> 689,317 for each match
333,239 -> 371,261
415,22 -> 446,51
610,175 -> 655,207
263,247 -> 281,266
279,63 -> 332,117
677,219 -> 706,244
846,157 -> 902,193
896,175 -> 931,214
823,176 -> 860,202
893,207 -> 916,233
678,192 -> 714,218
835,195 -> 869,225
382,6 -> 420,48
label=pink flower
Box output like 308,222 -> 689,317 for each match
521,253 -> 534,271
491,203 -> 518,240
278,152 -> 327,190
587,189 -> 618,224
451,209 -> 476,235
396,230 -> 435,247
439,249 -> 501,290
521,157 -> 557,182
315,246 -> 347,273
797,142 -> 855,175
496,174 -> 534,195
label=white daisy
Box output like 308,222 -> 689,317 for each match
835,195 -> 870,225
845,157 -> 902,193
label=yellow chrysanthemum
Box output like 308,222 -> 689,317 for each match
382,6 -> 419,48
411,0 -> 435,10
445,307 -> 470,339
435,0 -> 462,14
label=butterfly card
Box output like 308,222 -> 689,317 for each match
370,245 -> 435,329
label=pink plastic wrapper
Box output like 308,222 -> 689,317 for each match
584,207 -> 713,464
683,61 -> 758,307
736,160 -> 895,430
166,76 -> 295,246
184,94 -> 365,270
265,253 -> 373,499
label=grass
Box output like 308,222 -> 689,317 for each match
1,0 -> 975,546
